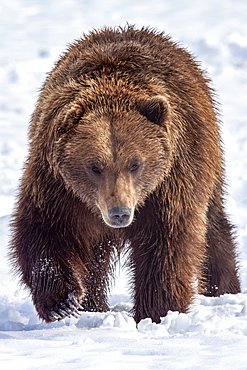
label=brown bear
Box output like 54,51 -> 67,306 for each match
10,25 -> 240,324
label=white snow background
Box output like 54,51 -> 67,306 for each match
1,0 -> 247,369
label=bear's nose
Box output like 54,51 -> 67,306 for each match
108,206 -> 131,227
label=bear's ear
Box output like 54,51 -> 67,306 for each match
57,104 -> 84,136
138,96 -> 168,126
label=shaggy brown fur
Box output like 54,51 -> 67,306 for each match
10,26 -> 240,324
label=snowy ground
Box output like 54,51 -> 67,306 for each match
1,0 -> 247,368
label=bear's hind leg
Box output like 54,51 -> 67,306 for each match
203,198 -> 240,296
81,240 -> 113,313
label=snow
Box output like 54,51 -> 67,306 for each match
1,0 -> 247,368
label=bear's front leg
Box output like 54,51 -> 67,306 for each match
131,241 -> 198,324
30,257 -> 85,322
129,216 -> 205,324
10,198 -> 88,322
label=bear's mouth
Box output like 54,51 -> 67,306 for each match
100,206 -> 134,228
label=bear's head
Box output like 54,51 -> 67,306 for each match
53,93 -> 174,228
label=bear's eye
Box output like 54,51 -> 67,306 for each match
130,163 -> 139,172
91,166 -> 102,175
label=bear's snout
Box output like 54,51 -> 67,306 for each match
108,206 -> 132,227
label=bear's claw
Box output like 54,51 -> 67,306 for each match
43,292 -> 84,322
